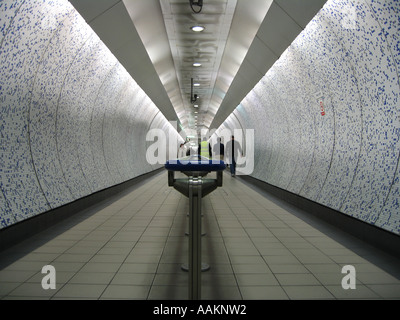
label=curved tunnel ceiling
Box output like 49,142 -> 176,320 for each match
69,0 -> 327,135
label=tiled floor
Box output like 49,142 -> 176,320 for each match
0,170 -> 399,300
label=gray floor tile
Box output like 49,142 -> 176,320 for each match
148,285 -> 187,300
89,254 -> 127,263
1,171 -> 399,301
153,273 -> 187,286
357,272 -> 400,285
312,272 -> 345,286
325,285 -> 380,299
7,282 -> 57,299
111,273 -> 154,286
54,284 -> 107,299
0,270 -> 36,283
202,285 -> 242,299
366,284 -> 400,299
68,272 -> 114,284
236,273 -> 279,286
275,273 -> 320,286
100,285 -> 150,299
0,282 -> 21,298
282,285 -> 335,300
240,286 -> 288,300
118,263 -> 158,274
268,264 -> 309,274
54,253 -> 93,263
79,262 -> 121,273
232,263 -> 271,274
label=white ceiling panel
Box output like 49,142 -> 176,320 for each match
70,0 -> 328,135
256,2 -> 303,56
69,0 -> 120,23
123,0 -> 186,126
69,0 -> 180,123
209,0 -> 327,130
88,3 -> 133,50
276,0 -> 327,29
244,36 -> 278,75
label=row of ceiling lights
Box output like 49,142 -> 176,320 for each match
190,22 -> 205,130
191,26 -> 204,77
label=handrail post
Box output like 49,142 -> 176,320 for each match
165,158 -> 225,300
188,177 -> 202,300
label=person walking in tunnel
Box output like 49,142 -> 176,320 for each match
198,137 -> 212,159
225,135 -> 242,177
213,137 -> 225,161
178,143 -> 186,158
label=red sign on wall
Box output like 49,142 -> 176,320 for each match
320,100 -> 325,116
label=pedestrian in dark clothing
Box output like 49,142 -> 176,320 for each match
225,135 -> 242,177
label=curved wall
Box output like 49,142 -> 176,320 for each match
0,0 -> 180,229
219,0 -> 400,235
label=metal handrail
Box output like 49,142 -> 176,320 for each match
165,158 -> 224,300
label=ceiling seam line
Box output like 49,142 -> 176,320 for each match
87,0 -> 123,24
274,1 -> 304,31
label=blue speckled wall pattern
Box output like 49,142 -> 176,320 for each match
220,0 -> 400,234
0,0 -> 176,229
1,0 -> 399,238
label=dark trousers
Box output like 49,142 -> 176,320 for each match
230,158 -> 236,175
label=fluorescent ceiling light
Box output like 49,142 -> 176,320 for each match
193,62 -> 202,67
191,26 -> 205,32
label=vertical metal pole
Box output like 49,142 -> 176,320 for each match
188,177 -> 202,300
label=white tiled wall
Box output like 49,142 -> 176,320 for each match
1,0 -> 398,237
0,0 -> 178,229
218,0 -> 400,235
